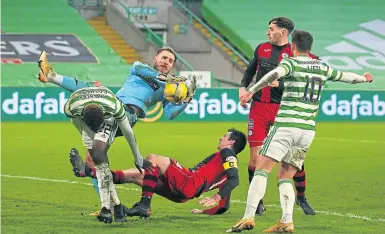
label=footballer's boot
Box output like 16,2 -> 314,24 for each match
90,206 -> 115,217
97,207 -> 113,223
256,200 -> 266,216
89,209 -> 101,216
124,202 -> 151,218
263,221 -> 294,233
37,51 -> 56,82
226,217 -> 255,233
296,196 -> 315,215
69,148 -> 86,177
113,203 -> 127,222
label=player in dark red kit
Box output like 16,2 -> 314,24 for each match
239,17 -> 317,215
70,129 -> 247,216
124,128 -> 247,217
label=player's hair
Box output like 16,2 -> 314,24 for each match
269,17 -> 295,35
228,128 -> 247,154
291,30 -> 313,53
83,104 -> 105,132
156,47 -> 178,64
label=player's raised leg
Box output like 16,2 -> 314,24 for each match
37,51 -> 100,92
70,147 -> 144,185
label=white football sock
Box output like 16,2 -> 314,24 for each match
243,170 -> 268,218
49,73 -> 64,86
278,179 -> 295,224
109,173 -> 120,206
95,162 -> 112,210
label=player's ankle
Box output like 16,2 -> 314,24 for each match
85,165 -> 94,177
296,194 -> 305,201
139,196 -> 151,208
49,73 -> 63,85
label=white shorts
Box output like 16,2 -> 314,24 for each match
71,117 -> 118,149
260,126 -> 315,169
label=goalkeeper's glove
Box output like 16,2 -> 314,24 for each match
157,74 -> 187,83
183,75 -> 197,103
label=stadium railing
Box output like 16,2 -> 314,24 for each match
172,0 -> 249,66
115,0 -> 195,72
68,0 -> 104,15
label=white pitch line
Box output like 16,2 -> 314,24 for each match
11,136 -> 385,144
2,174 -> 385,222
316,137 -> 385,144
0,174 -> 140,192
229,199 -> 385,222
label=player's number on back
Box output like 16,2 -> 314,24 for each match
98,123 -> 112,135
303,76 -> 322,102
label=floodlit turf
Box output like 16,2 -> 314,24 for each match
2,121 -> 385,233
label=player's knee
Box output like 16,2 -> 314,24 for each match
91,144 -> 108,165
248,159 -> 258,167
249,146 -> 262,166
146,153 -> 158,162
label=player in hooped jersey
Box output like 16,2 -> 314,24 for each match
64,86 -> 155,223
114,129 -> 247,218
239,17 -> 318,215
228,30 -> 373,233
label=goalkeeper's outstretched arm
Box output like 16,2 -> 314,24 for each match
130,61 -> 160,79
162,100 -> 188,120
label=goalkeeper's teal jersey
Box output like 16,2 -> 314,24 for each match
64,87 -> 125,120
276,56 -> 342,130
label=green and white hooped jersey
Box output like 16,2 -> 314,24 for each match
64,87 -> 126,121
276,56 -> 342,131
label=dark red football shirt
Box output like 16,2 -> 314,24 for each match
240,42 -> 318,104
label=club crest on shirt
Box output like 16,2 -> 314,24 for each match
226,156 -> 237,162
282,53 -> 289,59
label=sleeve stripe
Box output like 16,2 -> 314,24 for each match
327,66 -> 332,79
114,101 -> 126,120
335,70 -> 343,81
280,59 -> 294,74
280,63 -> 290,74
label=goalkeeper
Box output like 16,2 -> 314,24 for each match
37,48 -> 196,214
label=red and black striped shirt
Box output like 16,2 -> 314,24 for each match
240,42 -> 318,104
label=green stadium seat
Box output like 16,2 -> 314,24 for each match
201,0 -> 384,90
1,0 -> 131,87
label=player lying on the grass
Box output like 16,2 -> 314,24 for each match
70,128 -> 247,216
125,128 -> 247,218
227,30 -> 373,233
37,48 -> 197,215
63,85 -> 156,223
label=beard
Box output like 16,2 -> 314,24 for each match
154,62 -> 170,74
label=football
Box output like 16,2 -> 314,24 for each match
164,82 -> 188,103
